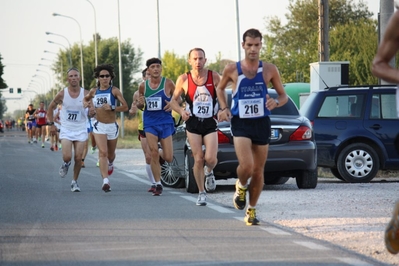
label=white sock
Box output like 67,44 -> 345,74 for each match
146,164 -> 156,184
238,180 -> 248,188
103,177 -> 109,184
156,181 -> 162,186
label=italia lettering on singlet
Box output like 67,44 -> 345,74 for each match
231,61 -> 270,119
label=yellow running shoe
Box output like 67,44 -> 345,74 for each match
244,208 -> 260,226
233,180 -> 247,210
385,201 -> 399,254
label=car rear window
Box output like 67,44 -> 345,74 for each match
318,93 -> 366,118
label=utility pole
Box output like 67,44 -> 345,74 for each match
318,0 -> 329,61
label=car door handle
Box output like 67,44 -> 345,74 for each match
369,124 -> 382,130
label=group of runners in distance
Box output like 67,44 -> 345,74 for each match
28,28 -> 287,226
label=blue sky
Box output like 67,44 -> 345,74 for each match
1,0 -> 379,113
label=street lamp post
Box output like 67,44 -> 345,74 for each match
43,52 -> 64,84
157,0 -> 161,58
48,40 -> 72,68
117,0 -> 124,137
33,75 -> 48,95
86,0 -> 98,66
36,68 -> 53,98
46,32 -> 72,68
53,13 -> 84,88
235,0 -> 241,61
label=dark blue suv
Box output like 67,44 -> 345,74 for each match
300,85 -> 399,183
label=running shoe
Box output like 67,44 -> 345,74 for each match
102,181 -> 111,193
108,164 -> 114,176
148,184 -> 156,193
45,137 -> 50,142
28,140 -> 31,144
41,143 -> 45,148
91,146 -> 97,154
59,144 -> 62,150
71,181 -> 81,192
96,160 -> 99,167
152,184 -> 163,196
55,145 -> 58,151
81,162 -> 85,168
244,208 -> 260,226
385,201 -> 399,254
59,162 -> 70,178
233,180 -> 247,210
204,166 -> 216,192
196,192 -> 207,206
50,146 -> 54,151
33,140 -> 37,144
38,137 -> 41,142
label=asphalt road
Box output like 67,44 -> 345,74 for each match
0,129 -> 386,266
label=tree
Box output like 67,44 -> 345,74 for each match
262,0 -> 376,85
52,36 -> 143,114
161,51 -> 190,82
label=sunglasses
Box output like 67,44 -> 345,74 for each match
99,75 -> 110,78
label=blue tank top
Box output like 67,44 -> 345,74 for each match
230,61 -> 270,118
143,77 -> 174,127
93,86 -> 117,110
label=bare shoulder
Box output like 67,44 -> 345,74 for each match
262,61 -> 278,72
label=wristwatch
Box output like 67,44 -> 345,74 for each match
275,99 -> 280,107
47,122 -> 54,126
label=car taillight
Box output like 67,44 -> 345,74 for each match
289,126 -> 312,141
218,130 -> 230,144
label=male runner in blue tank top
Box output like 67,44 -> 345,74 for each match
137,58 -> 176,196
216,28 -> 288,225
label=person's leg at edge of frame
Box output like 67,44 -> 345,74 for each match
59,139 -> 72,178
81,139 -> 89,168
203,131 -> 218,192
107,138 -> 118,177
41,126 -> 46,148
141,136 -> 156,192
147,132 -> 164,196
93,132 -> 111,192
70,140 -> 85,192
187,132 -> 207,206
245,144 -> 268,225
385,200 -> 399,254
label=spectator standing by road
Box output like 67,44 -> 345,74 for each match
371,5 -> 399,255
170,48 -> 220,206
129,68 -> 157,192
83,64 -> 128,193
216,28 -> 288,225
47,67 -> 90,192
136,58 -> 175,196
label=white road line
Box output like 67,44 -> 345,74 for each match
336,257 -> 373,266
180,196 -> 235,213
293,241 -> 330,250
260,226 -> 291,235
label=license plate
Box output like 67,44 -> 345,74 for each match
271,129 -> 279,140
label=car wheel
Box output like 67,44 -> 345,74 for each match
296,169 -> 318,189
264,176 -> 290,185
185,150 -> 198,193
330,167 -> 344,181
337,143 -> 379,183
160,156 -> 185,188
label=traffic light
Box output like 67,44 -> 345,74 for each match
9,88 -> 13,93
17,88 -> 21,94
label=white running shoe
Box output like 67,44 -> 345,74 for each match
204,166 -> 216,192
59,162 -> 71,178
196,192 -> 207,206
71,181 -> 81,192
